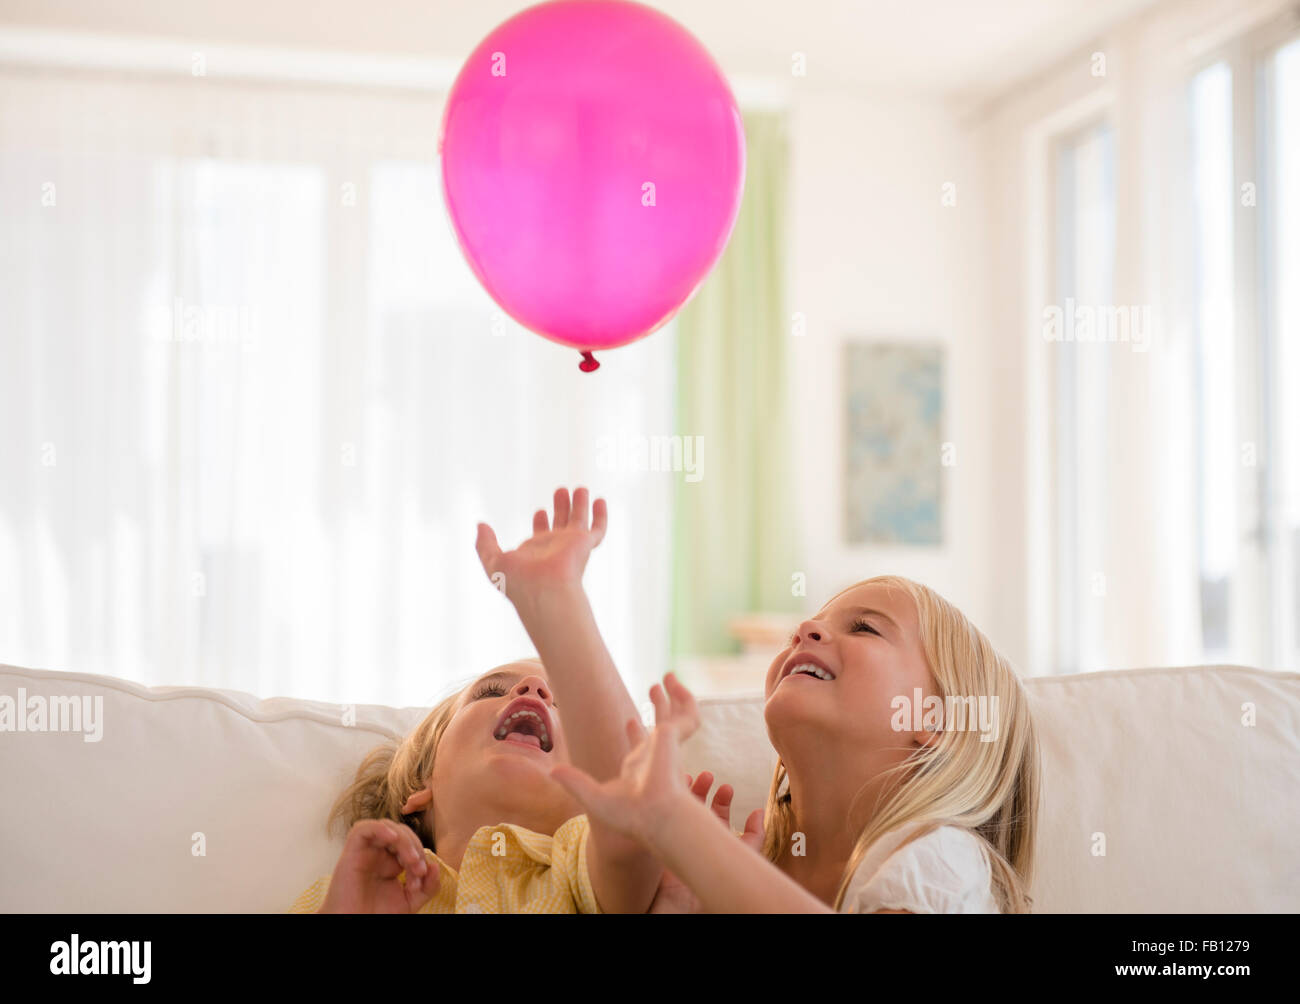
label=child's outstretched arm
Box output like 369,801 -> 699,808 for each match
474,486 -> 660,913
552,673 -> 835,914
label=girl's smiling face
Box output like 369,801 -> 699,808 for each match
763,582 -> 940,758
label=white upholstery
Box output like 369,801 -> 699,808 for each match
1,662 -> 1296,912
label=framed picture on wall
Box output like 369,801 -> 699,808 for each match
843,341 -> 945,546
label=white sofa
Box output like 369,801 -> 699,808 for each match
2,661 -> 1297,912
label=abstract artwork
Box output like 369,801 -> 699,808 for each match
843,342 -> 944,545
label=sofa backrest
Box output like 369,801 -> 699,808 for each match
1,662 -> 1295,912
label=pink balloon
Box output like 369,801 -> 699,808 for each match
439,0 -> 746,369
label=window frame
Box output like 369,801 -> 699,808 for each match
1047,116 -> 1117,676
1186,14 -> 1300,668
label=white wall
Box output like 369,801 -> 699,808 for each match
785,87 -> 1004,659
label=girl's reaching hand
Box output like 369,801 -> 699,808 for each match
317,819 -> 439,914
475,486 -> 608,604
649,773 -> 766,914
550,672 -> 700,844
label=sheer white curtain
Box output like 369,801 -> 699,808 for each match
0,68 -> 676,706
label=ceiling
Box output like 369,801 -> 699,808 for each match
0,0 -> 1163,101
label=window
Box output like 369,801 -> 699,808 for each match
1187,31 -> 1300,669
1052,121 -> 1116,674
0,73 -> 677,705
1190,62 -> 1236,658
1263,37 -> 1300,666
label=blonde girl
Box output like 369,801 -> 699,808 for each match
292,487 -> 665,913
553,575 -> 1041,913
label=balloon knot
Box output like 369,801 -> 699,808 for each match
579,351 -> 600,373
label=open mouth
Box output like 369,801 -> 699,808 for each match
492,697 -> 554,753
781,654 -> 837,682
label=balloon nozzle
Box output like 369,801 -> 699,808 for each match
579,351 -> 600,373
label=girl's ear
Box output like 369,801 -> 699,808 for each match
400,787 -> 433,815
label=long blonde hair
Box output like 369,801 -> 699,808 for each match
759,575 -> 1041,912
327,690 -> 461,850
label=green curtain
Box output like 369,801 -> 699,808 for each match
670,110 -> 799,658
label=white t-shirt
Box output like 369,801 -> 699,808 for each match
840,822 -> 1000,914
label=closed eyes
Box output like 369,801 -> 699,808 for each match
471,681 -> 509,700
785,616 -> 880,646
469,676 -> 558,710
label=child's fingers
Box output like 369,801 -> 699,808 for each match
710,784 -> 734,826
662,672 -> 700,732
363,820 -> 426,878
357,818 -> 400,854
371,851 -> 404,881
624,716 -> 646,747
741,809 -> 765,851
532,509 -> 549,534
382,821 -> 429,878
591,497 -> 608,545
663,671 -> 694,709
689,771 -> 714,802
572,486 -> 590,528
647,721 -> 685,778
474,523 -> 502,570
552,487 -> 571,529
404,859 -> 440,911
376,821 -> 425,877
649,683 -> 670,725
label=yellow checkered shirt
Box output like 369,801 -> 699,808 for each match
289,815 -> 601,914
